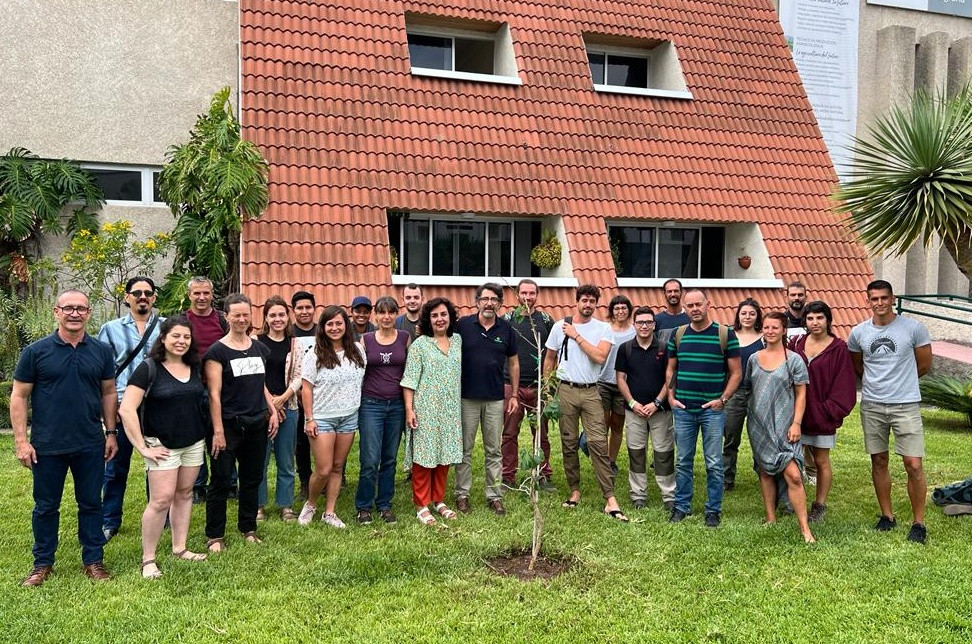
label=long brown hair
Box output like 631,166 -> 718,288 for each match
259,295 -> 293,338
313,306 -> 365,369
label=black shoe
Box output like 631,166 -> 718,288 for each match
378,508 -> 397,524
808,502 -> 827,523
227,487 -> 239,500
669,509 -> 688,523
192,489 -> 206,505
632,499 -> 646,510
356,509 -> 373,525
538,477 -> 557,493
705,512 -> 721,528
724,480 -> 735,492
874,515 -> 897,531
102,527 -> 118,542
664,500 -> 675,512
610,461 -> 619,475
907,522 -> 927,544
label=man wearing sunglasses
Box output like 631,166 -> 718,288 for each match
13,290 -> 118,586
97,276 -> 164,542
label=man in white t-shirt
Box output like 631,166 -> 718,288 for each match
543,285 -> 627,521
848,280 -> 932,545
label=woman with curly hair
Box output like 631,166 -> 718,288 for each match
119,315 -> 208,578
722,298 -> 764,491
400,297 -> 463,526
298,306 -> 367,529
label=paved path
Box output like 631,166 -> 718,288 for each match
932,341 -> 972,365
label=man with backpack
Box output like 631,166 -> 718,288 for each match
666,289 -> 741,527
97,276 -> 164,541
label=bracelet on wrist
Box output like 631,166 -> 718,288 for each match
628,399 -> 637,409
104,429 -> 118,436
654,398 -> 663,408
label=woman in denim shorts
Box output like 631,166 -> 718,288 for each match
298,306 -> 367,528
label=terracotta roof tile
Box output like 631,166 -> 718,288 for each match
239,0 -> 873,334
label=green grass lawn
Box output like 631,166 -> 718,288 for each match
1,408 -> 971,643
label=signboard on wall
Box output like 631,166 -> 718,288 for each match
779,0 -> 859,179
868,0 -> 972,18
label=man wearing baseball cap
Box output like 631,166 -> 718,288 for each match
350,296 -> 377,340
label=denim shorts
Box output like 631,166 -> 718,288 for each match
314,413 -> 358,435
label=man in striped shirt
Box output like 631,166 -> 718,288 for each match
665,289 -> 741,528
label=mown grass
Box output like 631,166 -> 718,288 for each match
1,408 -> 970,643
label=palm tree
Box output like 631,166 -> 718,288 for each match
835,85 -> 972,280
0,148 -> 102,292
157,86 -> 268,309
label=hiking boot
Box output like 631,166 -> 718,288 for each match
378,508 -> 397,524
82,562 -> 111,581
808,502 -> 827,523
356,509 -> 373,525
455,496 -> 471,514
21,565 -> 53,587
705,512 -> 721,528
488,499 -> 507,516
874,515 -> 897,531
907,522 -> 927,545
669,508 -> 688,523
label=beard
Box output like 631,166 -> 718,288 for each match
790,300 -> 805,313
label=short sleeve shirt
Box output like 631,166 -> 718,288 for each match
128,360 -> 206,448
14,332 -> 115,455
614,337 -> 668,402
599,325 -> 636,385
545,317 -> 613,384
667,323 -> 740,409
848,315 -> 931,403
204,340 -> 271,417
302,344 -> 367,418
457,314 -> 519,400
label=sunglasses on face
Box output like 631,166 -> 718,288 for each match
128,290 -> 155,298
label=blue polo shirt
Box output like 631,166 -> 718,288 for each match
13,332 -> 115,455
457,314 -> 519,400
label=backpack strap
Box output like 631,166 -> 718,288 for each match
673,324 -> 688,350
718,323 -> 728,354
217,311 -> 230,334
559,316 -> 573,362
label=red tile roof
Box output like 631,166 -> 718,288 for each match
239,0 -> 873,335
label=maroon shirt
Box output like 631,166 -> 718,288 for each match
789,335 -> 857,436
186,309 -> 226,356
361,330 -> 408,400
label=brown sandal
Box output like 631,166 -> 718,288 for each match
141,560 -> 162,579
173,549 -> 207,562
242,531 -> 262,544
206,538 -> 226,553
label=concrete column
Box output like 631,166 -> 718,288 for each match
872,25 -> 916,291
906,32 -> 949,295
940,37 -> 972,297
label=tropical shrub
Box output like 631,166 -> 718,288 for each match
920,375 -> 972,428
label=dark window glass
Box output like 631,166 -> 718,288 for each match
611,226 -> 656,278
588,52 -> 606,85
700,227 -> 725,278
486,222 -> 511,276
152,172 -> 162,203
657,228 -> 699,278
455,37 -> 494,74
387,213 -> 402,274
432,221 -> 484,276
89,169 -> 142,201
607,54 -> 648,88
407,33 -> 452,70
403,219 -> 430,275
513,220 -> 541,277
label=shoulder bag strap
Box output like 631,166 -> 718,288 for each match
115,314 -> 160,378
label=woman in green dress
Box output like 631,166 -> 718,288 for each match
401,297 -> 463,526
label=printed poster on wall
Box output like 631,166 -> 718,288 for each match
867,0 -> 972,18
779,0 -> 860,179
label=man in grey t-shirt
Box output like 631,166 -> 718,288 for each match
848,280 -> 932,544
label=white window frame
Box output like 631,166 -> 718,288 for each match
609,223 -> 722,280
81,163 -> 166,207
587,42 -> 692,100
394,213 -> 540,280
406,25 -> 522,86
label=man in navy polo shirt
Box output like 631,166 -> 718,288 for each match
454,283 -> 519,515
11,290 -> 119,586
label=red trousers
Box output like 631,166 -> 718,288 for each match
412,464 -> 449,507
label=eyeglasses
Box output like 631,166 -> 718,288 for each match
57,305 -> 91,315
478,297 -> 500,303
634,320 -> 655,327
128,289 -> 155,298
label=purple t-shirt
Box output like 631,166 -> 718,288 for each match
361,330 -> 408,400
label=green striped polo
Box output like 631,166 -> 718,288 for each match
666,322 -> 740,409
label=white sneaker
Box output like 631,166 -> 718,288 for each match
322,512 -> 346,529
297,502 -> 316,526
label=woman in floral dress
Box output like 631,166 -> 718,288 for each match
401,297 -> 463,526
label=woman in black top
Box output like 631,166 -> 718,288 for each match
119,315 -> 208,579
203,294 -> 280,551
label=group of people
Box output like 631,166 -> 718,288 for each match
11,275 -> 933,586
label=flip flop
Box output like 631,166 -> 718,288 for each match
562,499 -> 579,508
604,509 -> 629,523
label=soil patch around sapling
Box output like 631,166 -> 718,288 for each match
485,548 -> 573,581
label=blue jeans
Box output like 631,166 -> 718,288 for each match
33,445 -> 107,567
102,421 -> 135,531
259,408 -> 297,507
355,397 -> 404,511
673,407 -> 725,515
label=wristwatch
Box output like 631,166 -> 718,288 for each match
720,396 -> 728,405
104,429 -> 119,436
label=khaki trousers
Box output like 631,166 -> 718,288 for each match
559,383 -> 615,499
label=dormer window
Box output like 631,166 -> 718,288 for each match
405,14 -> 521,86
